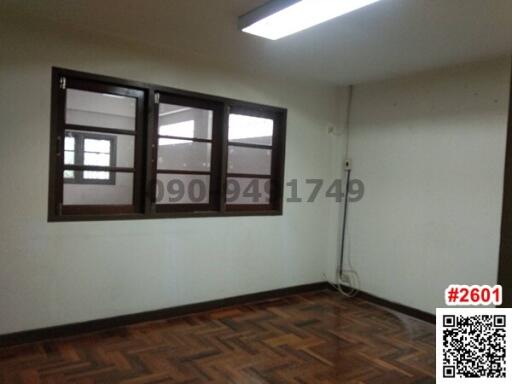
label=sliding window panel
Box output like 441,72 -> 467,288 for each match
49,71 -> 146,219
152,92 -> 223,213
225,105 -> 286,213
227,146 -> 272,175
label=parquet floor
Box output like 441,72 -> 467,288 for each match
0,290 -> 435,383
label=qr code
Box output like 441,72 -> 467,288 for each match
437,308 -> 511,383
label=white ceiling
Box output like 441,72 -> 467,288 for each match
2,0 -> 511,85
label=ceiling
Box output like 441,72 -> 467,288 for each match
2,0 -> 511,85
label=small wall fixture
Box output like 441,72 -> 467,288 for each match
239,0 -> 382,40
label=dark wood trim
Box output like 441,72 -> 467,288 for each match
0,282 -> 435,347
0,282 -> 327,347
328,285 -> 436,324
498,63 -> 512,307
64,165 -> 134,173
154,203 -> 211,213
158,135 -> 212,143
156,169 -> 211,176
65,124 -> 136,136
228,142 -> 273,150
226,204 -> 274,212
47,69 -> 62,221
227,173 -> 272,179
48,209 -> 283,222
220,104 -> 230,213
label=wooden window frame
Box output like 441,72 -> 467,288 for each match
224,104 -> 286,212
48,68 -> 287,221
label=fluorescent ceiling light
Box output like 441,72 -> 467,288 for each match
240,0 -> 381,40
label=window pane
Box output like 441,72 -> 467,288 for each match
228,146 -> 271,175
66,89 -> 136,131
84,152 -> 110,167
158,103 -> 212,139
157,139 -> 211,171
229,114 -> 274,146
64,150 -> 75,165
63,172 -> 133,205
226,178 -> 270,205
156,174 -> 210,205
83,170 -> 110,180
65,130 -> 134,168
64,170 -> 75,179
64,136 -> 75,150
84,138 -> 110,153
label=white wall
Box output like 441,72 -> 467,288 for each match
331,58 -> 511,314
0,15 -> 340,335
1,12 -> 509,335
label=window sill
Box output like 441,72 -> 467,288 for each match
47,209 -> 283,222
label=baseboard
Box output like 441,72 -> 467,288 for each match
329,283 -> 436,324
0,282 -> 328,347
0,281 -> 435,347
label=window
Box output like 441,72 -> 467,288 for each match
64,132 -> 117,185
153,95 -> 222,212
226,107 -> 277,209
48,68 -> 286,221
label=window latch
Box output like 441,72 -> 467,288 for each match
59,76 -> 66,90
154,92 -> 160,104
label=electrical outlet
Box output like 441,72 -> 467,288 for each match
344,158 -> 352,170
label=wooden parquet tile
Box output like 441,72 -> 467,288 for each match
0,290 -> 435,383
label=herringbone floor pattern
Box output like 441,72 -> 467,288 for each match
0,290 -> 435,383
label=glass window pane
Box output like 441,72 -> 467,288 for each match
226,178 -> 270,205
84,138 -> 110,153
64,136 -> 75,150
64,150 -> 75,165
157,139 -> 211,172
64,170 -> 75,179
229,114 -> 273,146
228,146 -> 271,175
63,172 -> 133,205
156,174 -> 210,205
83,170 -> 110,180
65,130 -> 134,168
84,152 -> 110,167
66,89 -> 136,131
158,103 -> 212,139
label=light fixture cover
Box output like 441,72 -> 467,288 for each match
240,0 -> 381,40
